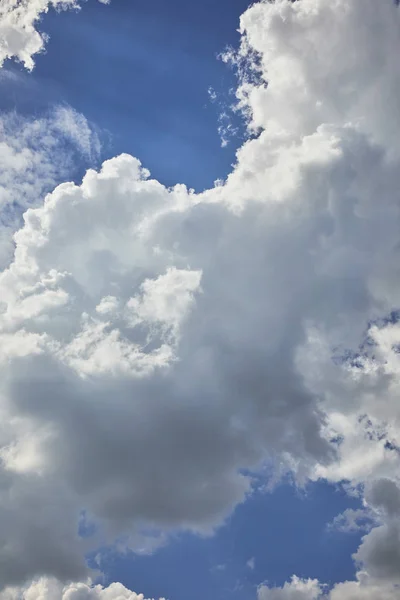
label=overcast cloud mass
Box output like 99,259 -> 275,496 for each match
1,0 -> 400,598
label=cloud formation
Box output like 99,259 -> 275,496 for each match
258,573 -> 400,600
0,0 -> 108,70
0,106 -> 100,268
0,578 -> 162,600
1,0 -> 400,597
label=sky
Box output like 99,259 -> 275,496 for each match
1,1 -> 400,600
1,0 -> 251,189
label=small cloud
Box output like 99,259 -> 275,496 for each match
208,87 -> 217,102
247,557 -> 255,570
327,508 -> 377,534
211,564 -> 226,573
207,86 -> 240,147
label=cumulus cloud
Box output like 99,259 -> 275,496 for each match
1,0 -> 400,595
0,106 -> 100,268
0,1 -> 109,70
0,578 -> 163,600
258,576 -> 323,600
364,478 -> 400,519
0,143 -> 342,584
258,573 -> 400,600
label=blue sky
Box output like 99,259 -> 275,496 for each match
1,1 -> 400,599
102,481 -> 363,600
2,0 -> 250,190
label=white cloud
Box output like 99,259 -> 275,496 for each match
1,0 -> 400,594
247,557 -> 255,570
328,508 -> 376,534
0,1 -> 109,70
0,107 -> 100,268
0,578 -> 164,600
125,267 -> 202,341
329,573 -> 400,600
258,573 -> 400,600
258,576 -> 323,600
233,0 -> 400,157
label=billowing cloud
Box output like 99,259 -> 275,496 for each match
0,142 -> 340,582
365,478 -> 400,518
0,1 -> 109,70
0,578 -> 163,600
0,0 -> 400,596
0,106 -> 100,268
258,573 -> 400,600
258,576 -> 323,600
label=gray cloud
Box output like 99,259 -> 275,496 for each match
365,479 -> 400,517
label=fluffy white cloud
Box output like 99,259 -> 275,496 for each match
258,573 -> 400,600
233,0 -> 400,157
329,573 -> 400,600
0,106 -> 100,268
0,578 -> 163,600
0,1 -> 109,70
258,576 -> 323,600
1,0 -> 400,594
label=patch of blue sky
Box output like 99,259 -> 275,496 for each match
1,0 -> 251,191
92,481 -> 364,600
